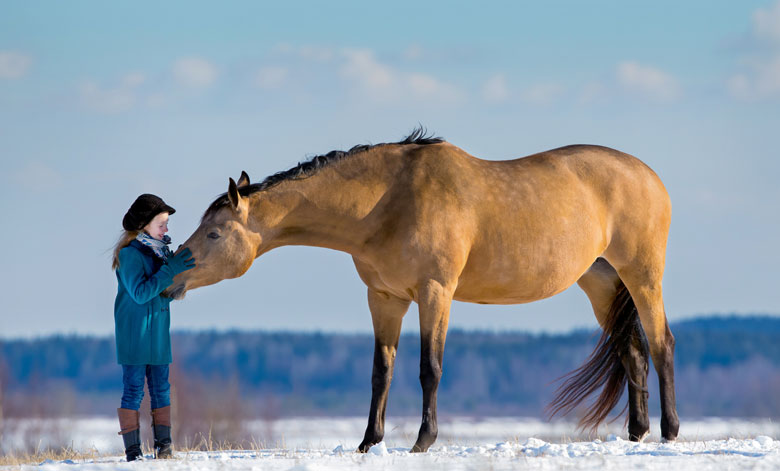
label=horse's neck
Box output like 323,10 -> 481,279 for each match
254,149 -> 400,255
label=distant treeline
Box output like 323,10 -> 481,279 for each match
1,316 -> 779,419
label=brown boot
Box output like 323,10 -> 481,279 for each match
151,406 -> 173,459
117,408 -> 142,461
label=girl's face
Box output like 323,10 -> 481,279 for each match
143,212 -> 169,240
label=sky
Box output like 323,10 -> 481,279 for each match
0,1 -> 779,338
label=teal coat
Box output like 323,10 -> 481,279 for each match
114,240 -> 176,365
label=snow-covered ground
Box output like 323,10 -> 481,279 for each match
4,417 -> 780,470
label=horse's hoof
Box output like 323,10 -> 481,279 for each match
356,442 -> 372,453
410,442 -> 430,453
662,431 -> 679,442
629,430 -> 650,442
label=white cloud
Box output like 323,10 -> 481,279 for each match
79,72 -> 146,114
263,44 -> 463,105
80,81 -> 135,114
520,83 -> 564,105
339,48 -> 463,104
340,49 -> 395,92
408,73 -> 441,95
254,66 -> 289,89
172,57 -> 218,88
121,72 -> 146,88
482,74 -> 509,103
404,44 -> 424,61
753,0 -> 780,43
407,73 -> 462,101
729,56 -> 780,100
729,1 -> 780,101
616,61 -> 681,102
0,51 -> 32,79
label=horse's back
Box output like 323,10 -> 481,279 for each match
409,142 -> 665,192
407,142 -> 669,231
399,142 -> 670,304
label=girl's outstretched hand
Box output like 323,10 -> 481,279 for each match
167,248 -> 196,275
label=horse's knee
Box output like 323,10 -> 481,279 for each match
664,328 -> 675,353
371,363 -> 393,391
419,363 -> 442,391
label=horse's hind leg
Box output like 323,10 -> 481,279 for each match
577,258 -> 650,441
412,279 -> 454,453
612,261 -> 680,441
358,289 -> 410,453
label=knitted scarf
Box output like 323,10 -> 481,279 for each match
136,232 -> 172,261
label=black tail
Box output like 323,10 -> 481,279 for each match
546,283 -> 646,431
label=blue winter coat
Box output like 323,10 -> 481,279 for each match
114,240 -> 176,365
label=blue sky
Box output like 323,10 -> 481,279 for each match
1,1 -> 779,338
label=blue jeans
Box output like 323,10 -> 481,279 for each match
121,364 -> 171,410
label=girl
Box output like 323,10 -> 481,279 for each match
112,194 -> 195,461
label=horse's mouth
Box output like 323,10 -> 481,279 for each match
167,284 -> 187,300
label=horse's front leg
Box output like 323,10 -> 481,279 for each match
411,279 -> 454,453
357,289 -> 410,453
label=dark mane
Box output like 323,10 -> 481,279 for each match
202,127 -> 444,221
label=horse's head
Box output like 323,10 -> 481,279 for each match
166,171 -> 262,300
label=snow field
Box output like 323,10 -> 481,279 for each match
24,435 -> 780,471
4,417 -> 780,470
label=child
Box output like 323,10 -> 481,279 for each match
112,194 -> 195,461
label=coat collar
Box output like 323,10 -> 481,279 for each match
129,239 -> 157,258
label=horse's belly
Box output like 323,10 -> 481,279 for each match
453,272 -> 575,305
453,238 -> 603,305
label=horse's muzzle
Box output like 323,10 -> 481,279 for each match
166,284 -> 187,300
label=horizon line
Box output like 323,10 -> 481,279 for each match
2,312 -> 778,342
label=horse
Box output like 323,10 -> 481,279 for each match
165,128 -> 679,452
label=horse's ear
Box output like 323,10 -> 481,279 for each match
228,177 -> 242,209
237,171 -> 250,188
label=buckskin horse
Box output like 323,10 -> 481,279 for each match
165,128 -> 679,452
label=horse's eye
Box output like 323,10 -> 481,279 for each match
207,232 -> 220,240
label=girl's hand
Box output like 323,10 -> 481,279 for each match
167,248 -> 196,275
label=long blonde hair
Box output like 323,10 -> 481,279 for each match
112,230 -> 140,270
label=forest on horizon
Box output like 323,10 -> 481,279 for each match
2,315 -> 779,422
